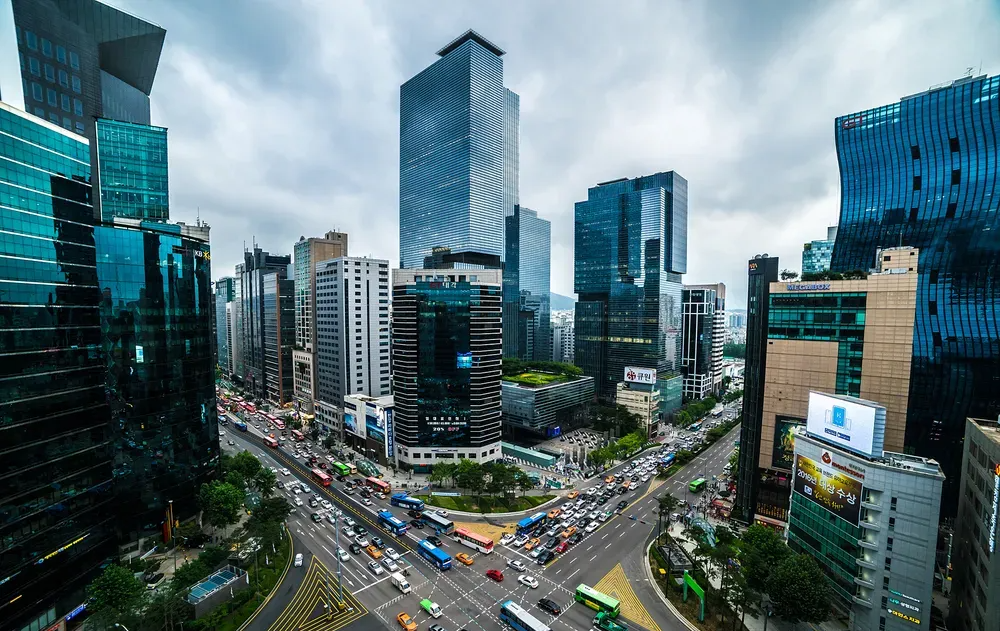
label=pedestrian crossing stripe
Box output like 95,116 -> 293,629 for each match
594,563 -> 662,631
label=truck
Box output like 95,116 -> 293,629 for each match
594,612 -> 628,631
390,572 -> 411,594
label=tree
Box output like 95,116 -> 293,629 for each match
728,448 -> 740,477
656,493 -> 680,545
739,524 -> 791,588
86,564 -> 147,628
779,269 -> 799,281
514,469 -> 534,496
455,459 -> 483,495
225,450 -> 276,498
722,375 -> 732,390
766,554 -> 831,623
198,481 -> 244,534
309,427 -> 320,442
323,435 -> 336,450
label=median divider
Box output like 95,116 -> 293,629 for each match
236,528 -> 294,631
643,539 -> 699,631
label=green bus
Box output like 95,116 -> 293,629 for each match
332,462 -> 352,477
575,584 -> 620,617
689,478 -> 707,493
594,612 -> 628,631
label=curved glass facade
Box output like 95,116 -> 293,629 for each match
830,74 -> 1000,514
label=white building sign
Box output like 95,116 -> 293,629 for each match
624,367 -> 656,384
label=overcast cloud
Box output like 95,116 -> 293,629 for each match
118,0 -> 999,308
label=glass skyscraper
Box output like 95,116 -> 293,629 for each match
801,225 -> 837,275
215,277 -> 235,374
235,247 -> 291,402
95,118 -> 168,221
399,30 -> 518,270
574,172 -> 687,403
504,206 -> 551,360
830,73 -> 1000,514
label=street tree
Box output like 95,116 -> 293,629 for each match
86,564 -> 146,629
766,554 -> 831,623
739,523 -> 791,588
198,480 -> 244,535
224,450 -> 276,498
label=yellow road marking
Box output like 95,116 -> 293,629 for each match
594,563 -> 662,631
268,556 -> 367,631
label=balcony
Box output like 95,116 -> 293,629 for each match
861,500 -> 881,511
853,594 -> 873,608
856,556 -> 878,570
854,575 -> 875,589
859,520 -> 880,531
858,538 -> 879,551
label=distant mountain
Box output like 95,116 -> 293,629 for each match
550,292 -> 576,311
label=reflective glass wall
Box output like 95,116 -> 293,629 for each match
95,118 -> 168,221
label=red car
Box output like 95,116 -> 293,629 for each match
486,569 -> 504,582
555,541 -> 569,554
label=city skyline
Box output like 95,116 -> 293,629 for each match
102,0 -> 999,309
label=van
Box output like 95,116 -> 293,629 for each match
420,599 -> 442,618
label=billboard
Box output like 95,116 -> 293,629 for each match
385,407 -> 394,458
456,352 -> 473,369
625,367 -> 656,384
771,416 -> 804,470
793,454 -> 863,525
366,404 -> 386,447
344,412 -> 363,438
806,391 -> 879,457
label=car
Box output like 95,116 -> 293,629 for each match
382,557 -> 400,572
642,474 -> 651,483
410,519 -> 425,529
500,533 -> 515,546
308,498 -> 319,508
396,613 -> 417,631
371,536 -> 385,549
310,512 -> 322,523
561,526 -> 577,539
294,553 -> 304,567
555,541 -> 569,554
508,559 -> 527,572
428,625 -> 446,631
227,439 -> 236,446
435,509 -> 449,517
342,526 -> 353,537
361,497 -> 373,506
588,511 -> 600,521
426,535 -> 442,547
452,551 -> 474,566
486,569 -> 504,582
530,546 -> 544,559
353,524 -> 368,536
513,535 -> 529,547
523,538 -> 541,551
376,493 -> 386,500
345,517 -> 357,528
420,599 -> 443,618
544,538 -> 559,550
567,491 -> 579,499
294,498 -> 304,507
408,509 -> 423,519
355,535 -> 369,547
536,550 -> 555,565
545,526 -> 560,538
547,508 -> 562,520
349,543 -> 362,555
597,496 -> 609,506
279,468 -> 290,476
366,545 -> 383,559
518,574 -> 539,589
385,547 -> 401,561
338,548 -> 350,562
343,486 -> 355,495
321,499 -> 332,509
585,521 -> 600,533
368,561 -> 384,575
219,430 -> 225,436
568,533 -> 584,545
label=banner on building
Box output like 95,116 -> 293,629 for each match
793,454 -> 863,525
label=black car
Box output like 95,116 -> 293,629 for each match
349,543 -> 362,555
544,537 -> 559,550
537,598 -> 561,615
410,519 -> 425,529
408,509 -> 423,519
310,512 -> 322,523
337,475 -> 348,483
568,533 -> 584,545
597,497 -> 608,506
428,625 -> 446,631
617,500 -> 629,510
536,550 -> 555,565
426,535 -> 442,546
371,536 -> 385,549
353,524 -> 368,536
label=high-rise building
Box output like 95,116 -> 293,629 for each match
726,310 -> 746,329
950,417 -> 1000,631
391,269 -> 502,470
504,206 -> 551,360
551,313 -> 575,364
399,30 -> 518,271
235,247 -> 291,401
681,283 -> 726,399
262,271 -> 294,404
95,118 -> 168,222
574,172 -> 687,409
215,277 -> 235,374
801,225 -> 837,275
740,248 -> 919,525
830,74 -> 1000,515
292,232 -> 348,414
501,369 -> 593,439
314,257 -> 391,438
734,254 -> 780,524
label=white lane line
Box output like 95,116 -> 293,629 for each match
564,568 -> 581,582
586,545 -> 593,551
601,532 -> 610,540
354,572 -> 394,594
589,554 -> 597,562
604,542 -> 612,550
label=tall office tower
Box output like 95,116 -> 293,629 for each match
0,102 -> 117,631
950,418 -> 1000,631
292,232 -> 348,414
681,283 -> 726,399
235,247 -> 292,401
726,310 -> 746,329
262,271 -> 294,404
504,206 -> 551,360
733,254 -> 780,524
399,30 -> 518,270
391,269 -> 503,470
573,172 -> 688,408
830,73 -> 1000,515
801,225 -> 838,275
551,317 -> 575,364
313,257 -> 391,438
215,277 -> 235,374
95,118 -> 168,221
3,0 -> 166,220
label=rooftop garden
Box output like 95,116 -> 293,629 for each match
501,359 -> 582,387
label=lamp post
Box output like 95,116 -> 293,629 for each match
114,624 -> 131,631
761,596 -> 774,631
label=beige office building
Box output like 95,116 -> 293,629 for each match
753,246 -> 919,523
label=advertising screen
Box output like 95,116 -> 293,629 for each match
344,412 -> 363,438
624,366 -> 656,384
772,416 -> 804,470
806,392 -> 878,457
793,454 -> 863,525
366,407 -> 386,446
456,352 -> 473,369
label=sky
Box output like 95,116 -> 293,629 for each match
118,0 -> 999,309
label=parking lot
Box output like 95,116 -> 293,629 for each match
532,429 -> 610,467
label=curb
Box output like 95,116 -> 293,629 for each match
236,528 -> 295,631
643,539 -> 700,631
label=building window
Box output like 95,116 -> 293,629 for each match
71,75 -> 81,93
69,51 -> 79,69
58,69 -> 68,87
910,145 -> 920,160
887,536 -> 893,551
62,117 -> 71,130
26,30 -> 37,50
952,169 -> 961,185
44,63 -> 54,82
73,98 -> 83,116
29,57 -> 40,75
56,45 -> 66,64
913,175 -> 922,190
882,576 -> 890,589
60,94 -> 70,112
949,137 -> 960,152
41,38 -> 52,57
33,106 -> 44,117
888,516 -> 896,530
48,112 -> 58,124
46,88 -> 57,106
890,497 -> 897,511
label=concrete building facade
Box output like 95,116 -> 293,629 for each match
501,375 -> 594,438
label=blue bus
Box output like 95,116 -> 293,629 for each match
660,453 -> 675,467
516,511 -> 547,535
499,600 -> 551,631
688,422 -> 702,432
420,510 -> 454,535
417,540 -> 451,570
234,421 -> 247,432
390,493 -> 425,512
377,510 -> 409,536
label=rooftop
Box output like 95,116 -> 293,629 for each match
436,29 -> 505,57
502,371 -> 577,388
970,417 -> 1000,447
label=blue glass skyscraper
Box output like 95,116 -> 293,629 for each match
399,30 -> 518,270
504,206 -> 551,360
574,172 -> 688,404
801,225 -> 837,275
830,73 -> 1000,514
95,118 -> 169,221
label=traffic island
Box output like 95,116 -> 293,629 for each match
412,493 -> 555,513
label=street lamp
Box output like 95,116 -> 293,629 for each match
761,596 -> 774,631
114,624 -> 131,631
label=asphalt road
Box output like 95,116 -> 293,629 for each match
221,405 -> 739,631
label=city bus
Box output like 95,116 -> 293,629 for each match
417,540 -> 451,570
390,494 -> 425,512
660,453 -> 675,468
689,478 -> 707,493
688,421 -> 702,432
516,512 -> 547,535
454,527 -> 494,554
245,402 -> 257,415
234,421 -> 247,432
575,584 -> 621,617
357,460 -> 381,478
377,510 -> 409,536
331,462 -> 352,477
264,437 -> 278,448
420,510 -> 455,535
365,477 -> 391,495
499,600 -> 551,631
290,429 -> 305,441
272,417 -> 285,431
312,469 -> 332,487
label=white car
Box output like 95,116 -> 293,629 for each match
642,475 -> 651,483
361,498 -> 373,506
585,521 -> 600,533
382,558 -> 399,572
354,535 -> 369,547
338,548 -> 349,562
294,553 -> 303,567
588,511 -> 600,521
513,535 -> 529,547
530,546 -> 544,559
218,430 -> 225,436
294,498 -> 303,507
545,526 -> 559,537
320,499 -> 332,509
327,515 -> 337,525
281,468 -> 290,476
508,559 -> 527,572
367,561 -> 383,575
599,511 -> 612,522
518,575 -> 539,589
385,547 -> 401,561
292,486 -> 302,495
500,533 -> 515,546
341,526 -> 353,537
345,517 -> 357,528
435,509 -> 448,517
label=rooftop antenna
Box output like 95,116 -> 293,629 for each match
196,206 -> 200,226
965,66 -> 974,78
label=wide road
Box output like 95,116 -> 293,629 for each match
221,405 -> 738,631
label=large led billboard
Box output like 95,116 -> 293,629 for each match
344,412 -> 364,438
806,391 -> 881,457
793,454 -> 863,525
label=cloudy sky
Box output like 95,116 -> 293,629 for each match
118,0 -> 999,308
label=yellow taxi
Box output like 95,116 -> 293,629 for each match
567,490 -> 580,499
547,508 -> 562,520
396,612 -> 417,631
366,545 -> 383,559
561,526 -> 578,539
455,552 -> 474,566
523,537 -> 541,551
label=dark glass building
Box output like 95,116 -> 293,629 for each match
215,277 -> 235,374
392,269 -> 502,471
574,172 -> 687,404
504,206 -> 551,360
734,255 -> 779,524
262,271 -> 294,404
0,101 -> 117,631
830,73 -> 1000,514
95,118 -> 168,221
681,283 -> 725,399
234,247 -> 291,402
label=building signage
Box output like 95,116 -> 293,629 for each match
821,450 -> 866,480
888,597 -> 920,612
786,283 -> 832,291
806,392 -> 879,458
624,367 -> 656,385
136,345 -> 144,363
794,455 -> 863,525
384,407 -> 394,459
344,412 -> 364,438
748,261 -> 758,271
990,470 -> 999,553
886,608 -> 920,625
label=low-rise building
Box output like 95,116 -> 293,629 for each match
501,370 -> 593,439
617,381 -> 661,437
343,394 -> 395,466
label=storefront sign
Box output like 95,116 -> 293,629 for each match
794,455 -> 862,525
990,469 -> 999,553
624,367 -> 656,384
786,283 -> 832,291
887,608 -> 920,625
385,408 -> 394,459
